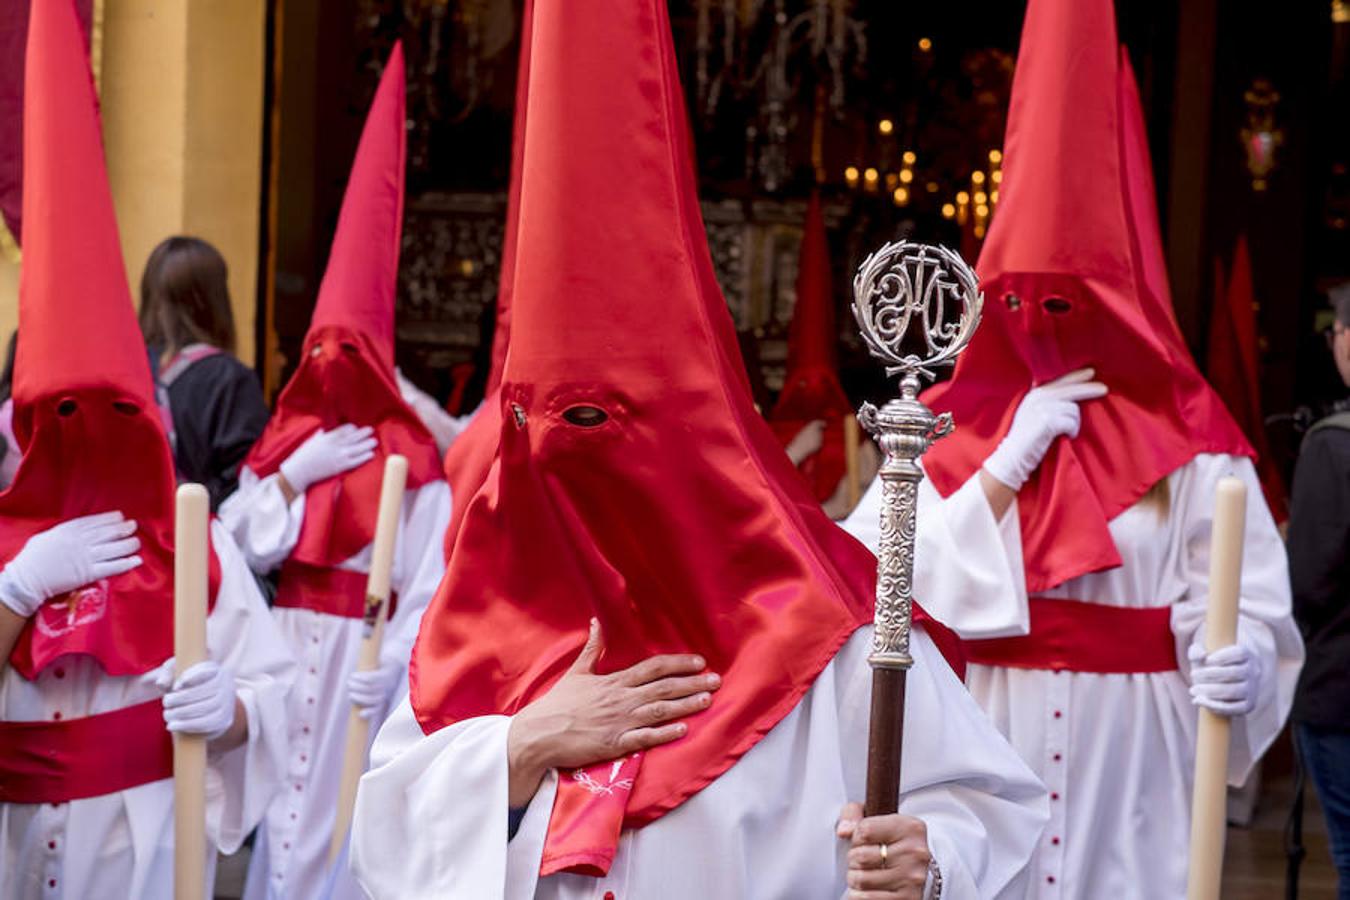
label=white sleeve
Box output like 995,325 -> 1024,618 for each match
381,481 -> 452,675
352,700 -> 545,899
840,467 -> 1030,638
836,628 -> 1048,899
202,519 -> 298,852
1168,454 -> 1304,784
397,372 -> 478,457
216,465 -> 306,573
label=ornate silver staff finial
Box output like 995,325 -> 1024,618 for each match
852,242 -> 983,670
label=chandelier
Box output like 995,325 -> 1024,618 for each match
694,0 -> 867,192
356,0 -> 516,172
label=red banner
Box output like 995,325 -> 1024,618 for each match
0,0 -> 94,246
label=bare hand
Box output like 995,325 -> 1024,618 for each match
837,802 -> 931,899
506,619 -> 720,806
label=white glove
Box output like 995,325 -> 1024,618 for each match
785,419 -> 827,466
278,424 -> 377,493
347,663 -> 402,720
157,659 -> 239,740
1188,640 -> 1259,717
0,512 -> 142,617
395,368 -> 466,456
982,368 -> 1108,491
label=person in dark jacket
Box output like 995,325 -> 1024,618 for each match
1289,282 -> 1350,900
139,236 -> 270,509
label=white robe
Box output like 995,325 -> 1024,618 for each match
0,520 -> 295,900
843,453 -> 1304,899
350,627 -> 1049,899
220,467 -> 451,900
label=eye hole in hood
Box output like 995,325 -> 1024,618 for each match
1042,295 -> 1073,315
562,405 -> 609,427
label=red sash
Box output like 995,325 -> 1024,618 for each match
0,699 -> 172,803
274,561 -> 398,621
963,597 -> 1178,674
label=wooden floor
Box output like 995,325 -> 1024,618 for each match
1224,772 -> 1340,899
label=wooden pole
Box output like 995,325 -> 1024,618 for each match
1186,476 -> 1247,900
174,483 -> 210,900
843,413 -> 862,510
864,668 -> 905,816
329,454 -> 409,865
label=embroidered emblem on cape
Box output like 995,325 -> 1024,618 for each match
570,754 -> 640,796
35,580 -> 110,637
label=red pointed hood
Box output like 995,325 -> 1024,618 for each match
1,0 -> 218,678
306,42 -> 403,367
439,0 -> 534,562
922,0 -> 1250,593
409,0 -> 964,877
775,192 -> 848,415
1207,236 -> 1287,521
244,43 -> 441,568
768,193 -> 852,501
482,2 -> 529,401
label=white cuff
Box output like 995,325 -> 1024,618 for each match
0,566 -> 38,618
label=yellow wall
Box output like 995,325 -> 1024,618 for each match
182,2 -> 267,365
102,0 -> 189,328
0,1 -> 268,366
0,259 -> 15,342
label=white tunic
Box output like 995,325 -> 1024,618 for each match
844,453 -> 1304,899
220,467 -> 451,900
350,627 -> 1049,899
0,520 -> 296,900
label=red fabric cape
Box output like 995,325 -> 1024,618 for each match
410,0 -> 961,877
921,5 -> 1250,594
2,0 -> 218,680
769,193 -> 853,502
244,44 -> 441,567
243,327 -> 442,568
1205,236 -> 1287,522
439,0 -> 534,562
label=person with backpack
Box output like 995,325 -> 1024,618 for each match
1288,283 -> 1350,900
139,236 -> 270,511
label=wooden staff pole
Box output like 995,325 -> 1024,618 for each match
329,454 -> 409,864
843,413 -> 862,510
1186,476 -> 1247,900
174,483 -> 210,900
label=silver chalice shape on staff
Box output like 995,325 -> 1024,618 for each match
851,241 -> 982,817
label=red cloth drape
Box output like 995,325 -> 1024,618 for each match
0,0 -> 93,244
243,44 -> 441,569
1205,237 -> 1288,522
410,0 -> 961,878
2,0 -> 219,680
922,0 -> 1251,594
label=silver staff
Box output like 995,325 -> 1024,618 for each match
851,241 -> 982,816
